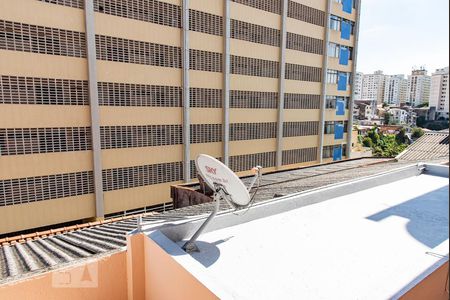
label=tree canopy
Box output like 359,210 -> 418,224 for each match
411,128 -> 425,139
361,126 -> 408,157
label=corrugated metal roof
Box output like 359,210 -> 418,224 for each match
0,158 -> 447,284
397,131 -> 449,161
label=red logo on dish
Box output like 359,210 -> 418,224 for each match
205,166 -> 217,175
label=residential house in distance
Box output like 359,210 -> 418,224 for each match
353,100 -> 375,121
384,106 -> 417,126
390,108 -> 409,125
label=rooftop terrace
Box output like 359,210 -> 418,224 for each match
180,174 -> 448,299
0,157 -> 448,285
0,162 -> 448,299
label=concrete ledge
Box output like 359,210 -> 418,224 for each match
424,164 -> 449,178
149,164 -> 431,242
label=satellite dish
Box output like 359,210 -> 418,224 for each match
182,154 -> 262,253
196,154 -> 251,207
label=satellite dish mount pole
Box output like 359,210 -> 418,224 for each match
182,183 -> 228,253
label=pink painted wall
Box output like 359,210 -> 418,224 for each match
0,252 -> 128,300
0,234 -> 446,300
142,235 -> 219,300
401,263 -> 449,300
127,233 -> 145,300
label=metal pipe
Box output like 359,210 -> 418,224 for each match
182,191 -> 221,253
247,166 -> 263,191
84,0 -> 104,218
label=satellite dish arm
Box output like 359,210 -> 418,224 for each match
182,183 -> 225,253
247,166 -> 263,192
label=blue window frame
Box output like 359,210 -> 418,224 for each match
335,123 -> 345,140
339,47 -> 349,65
336,99 -> 346,116
333,145 -> 343,161
338,73 -> 348,91
341,21 -> 351,40
342,0 -> 353,14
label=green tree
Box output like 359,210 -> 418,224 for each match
427,121 -> 449,131
395,128 -> 408,144
367,127 -> 380,145
417,102 -> 429,108
362,137 -> 373,148
416,116 -> 427,128
411,128 -> 425,139
363,126 -> 410,158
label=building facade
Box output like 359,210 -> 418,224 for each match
430,67 -> 449,119
353,100 -> 374,121
389,108 -> 409,125
383,75 -> 408,106
0,0 -> 360,234
408,68 -> 431,107
353,71 -> 363,100
361,70 -> 386,105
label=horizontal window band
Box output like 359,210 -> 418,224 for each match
0,76 -> 89,106
230,151 -> 277,173
0,127 -> 92,156
282,147 -> 318,165
0,171 -> 94,206
102,161 -> 184,192
283,121 -> 320,137
230,123 -> 278,141
37,0 -> 83,9
0,20 -> 86,58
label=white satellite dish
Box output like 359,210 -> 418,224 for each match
196,154 -> 251,207
183,154 -> 262,253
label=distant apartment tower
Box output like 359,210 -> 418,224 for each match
383,75 -> 408,106
353,72 -> 363,100
430,67 -> 449,118
407,68 -> 431,107
0,0 -> 360,235
361,71 -> 386,104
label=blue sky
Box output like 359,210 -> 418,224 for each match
358,0 -> 449,76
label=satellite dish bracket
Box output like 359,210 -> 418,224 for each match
182,155 -> 263,254
182,183 -> 227,253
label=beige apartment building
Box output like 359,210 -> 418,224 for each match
0,0 -> 360,235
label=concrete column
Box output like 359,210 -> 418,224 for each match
346,0 -> 362,158
318,0 -> 333,164
276,0 -> 288,169
223,0 -> 231,166
84,0 -> 104,219
182,0 -> 191,182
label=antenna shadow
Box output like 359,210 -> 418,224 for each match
367,186 -> 449,248
188,237 -> 234,268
